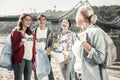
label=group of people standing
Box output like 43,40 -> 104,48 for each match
11,6 -> 109,80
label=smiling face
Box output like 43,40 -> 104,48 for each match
22,16 -> 32,28
38,17 -> 46,26
37,14 -> 47,27
61,19 -> 70,30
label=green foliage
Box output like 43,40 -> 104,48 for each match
93,5 -> 120,21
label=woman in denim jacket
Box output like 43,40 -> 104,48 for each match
74,6 -> 109,80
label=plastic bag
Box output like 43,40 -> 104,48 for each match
0,34 -> 12,69
51,45 -> 65,63
36,49 -> 51,80
51,51 -> 65,63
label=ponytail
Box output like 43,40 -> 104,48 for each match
90,14 -> 97,24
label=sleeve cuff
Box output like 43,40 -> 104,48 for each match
87,48 -> 95,59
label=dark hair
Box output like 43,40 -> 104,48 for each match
18,13 -> 32,35
63,18 -> 71,28
37,14 -> 46,20
67,19 -> 71,28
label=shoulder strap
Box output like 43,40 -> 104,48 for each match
34,28 -> 37,39
45,29 -> 52,49
47,29 -> 51,38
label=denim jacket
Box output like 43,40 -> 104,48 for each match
80,24 -> 109,80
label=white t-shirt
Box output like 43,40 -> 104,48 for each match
36,27 -> 47,50
23,34 -> 33,60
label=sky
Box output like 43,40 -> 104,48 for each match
0,0 -> 119,16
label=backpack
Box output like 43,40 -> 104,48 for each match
87,26 -> 117,67
100,28 -> 117,67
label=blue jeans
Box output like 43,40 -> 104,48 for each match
13,59 -> 32,80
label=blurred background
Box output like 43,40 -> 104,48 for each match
0,0 -> 120,80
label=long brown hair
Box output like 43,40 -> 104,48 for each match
18,13 -> 32,35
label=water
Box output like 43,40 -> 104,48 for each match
0,35 -> 7,44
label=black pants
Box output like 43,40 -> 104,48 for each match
48,55 -> 54,80
13,59 -> 32,80
34,55 -> 54,80
75,72 -> 82,80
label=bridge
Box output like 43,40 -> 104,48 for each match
1,17 -> 119,31
0,0 -> 120,29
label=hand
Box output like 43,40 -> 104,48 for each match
32,61 -> 36,70
62,51 -> 69,61
22,39 -> 26,42
78,31 -> 87,44
20,41 -> 24,46
64,54 -> 68,61
46,47 -> 51,55
53,43 -> 60,48
20,39 -> 26,46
